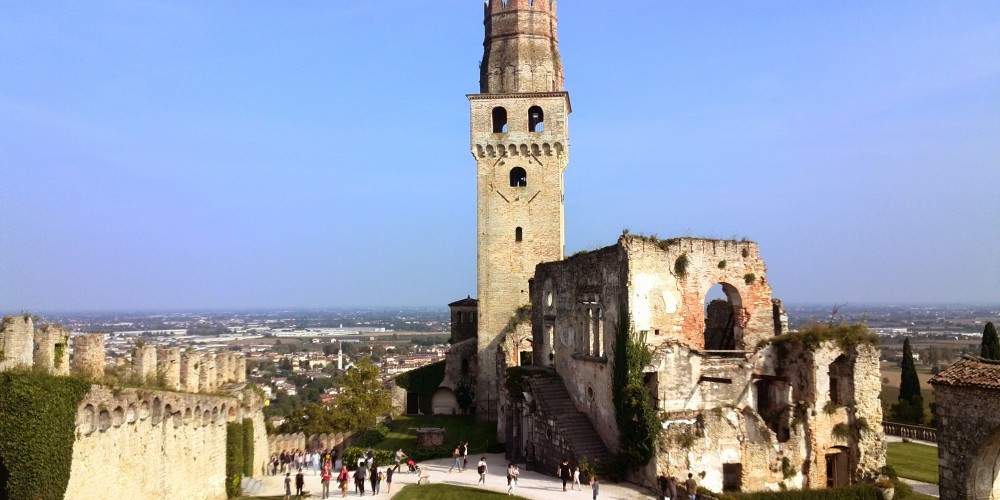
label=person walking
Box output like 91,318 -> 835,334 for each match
283,472 -> 292,500
337,465 -> 349,498
685,473 -> 698,500
558,458 -> 573,491
449,445 -> 462,473
461,441 -> 469,471
477,457 -> 488,485
295,469 -> 305,498
370,463 -> 380,495
355,464 -> 368,496
321,467 -> 332,499
506,463 -> 520,495
572,465 -> 582,490
591,476 -> 600,500
385,466 -> 394,494
393,448 -> 406,472
668,476 -> 679,500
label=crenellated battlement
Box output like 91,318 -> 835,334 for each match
486,0 -> 556,15
0,315 -> 246,394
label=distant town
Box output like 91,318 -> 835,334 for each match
13,303 -> 998,427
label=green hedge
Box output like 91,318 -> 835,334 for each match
394,361 -> 445,415
353,423 -> 390,448
0,371 -> 91,500
225,422 -> 244,498
241,418 -> 254,477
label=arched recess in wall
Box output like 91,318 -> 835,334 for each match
703,283 -> 743,350
528,106 -> 544,132
968,426 -> 1000,500
828,355 -> 852,406
492,107 -> 508,133
510,167 -> 527,187
515,227 -> 523,242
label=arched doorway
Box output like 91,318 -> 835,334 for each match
431,387 -> 459,415
969,426 -> 1000,499
703,283 -> 743,350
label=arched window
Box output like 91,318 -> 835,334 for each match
457,311 -> 463,323
492,107 -> 508,133
509,167 -> 527,187
528,106 -> 544,132
515,227 -> 523,242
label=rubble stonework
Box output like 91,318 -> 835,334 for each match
930,356 -> 1000,500
0,315 -> 35,371
495,235 -> 885,492
34,324 -> 70,375
71,333 -> 106,380
200,353 -> 217,392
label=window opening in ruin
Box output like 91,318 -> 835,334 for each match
528,106 -> 545,132
519,350 -> 533,366
828,355 -> 851,406
492,107 -> 508,133
544,325 -> 555,366
406,393 -> 419,414
703,283 -> 743,351
510,167 -> 527,187
643,372 -> 659,409
593,308 -> 604,356
723,463 -> 743,492
582,309 -> 592,356
457,311 -> 463,324
515,227 -> 523,242
754,379 -> 790,442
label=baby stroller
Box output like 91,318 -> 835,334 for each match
407,460 -> 420,474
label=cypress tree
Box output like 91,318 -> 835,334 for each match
981,322 -> 1000,360
899,337 -> 921,402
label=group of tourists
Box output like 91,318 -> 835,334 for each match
657,472 -> 699,500
269,449 -> 339,476
279,447 -> 417,499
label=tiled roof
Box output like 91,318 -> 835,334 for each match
449,296 -> 478,307
929,356 -> 1000,390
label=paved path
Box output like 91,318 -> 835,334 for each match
256,453 -> 654,499
899,478 -> 939,498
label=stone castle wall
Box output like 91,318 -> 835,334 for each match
65,386 -> 266,500
0,316 -> 34,370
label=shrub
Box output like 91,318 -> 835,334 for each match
718,260 -> 727,269
354,423 -> 390,448
674,254 -> 689,278
242,418 -> 255,477
0,371 -> 91,500
226,422 -> 244,498
341,447 -> 395,468
744,273 -> 756,285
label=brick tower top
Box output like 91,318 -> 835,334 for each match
481,0 -> 563,94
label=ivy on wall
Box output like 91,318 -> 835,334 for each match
241,418 -> 254,477
394,361 -> 445,415
225,422 -> 244,498
611,313 -> 660,474
0,370 -> 91,500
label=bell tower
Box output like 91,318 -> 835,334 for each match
470,0 -> 569,420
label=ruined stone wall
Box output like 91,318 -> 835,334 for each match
34,324 -> 70,375
181,351 -> 201,392
65,386 -> 261,500
0,315 -> 34,371
622,236 -> 776,350
532,245 -> 624,450
160,348 -> 182,390
200,353 -> 217,392
473,91 -> 570,420
71,333 -> 105,379
934,384 -> 1000,500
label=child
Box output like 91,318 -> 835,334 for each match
572,465 -> 581,490
591,476 -> 599,500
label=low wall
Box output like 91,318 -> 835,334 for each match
65,386 -> 264,500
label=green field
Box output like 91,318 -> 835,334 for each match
394,484 -> 530,499
886,442 -> 939,484
376,415 -> 498,454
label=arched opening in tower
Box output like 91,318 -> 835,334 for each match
528,106 -> 544,132
492,107 -> 508,133
703,283 -> 743,350
509,167 -> 527,187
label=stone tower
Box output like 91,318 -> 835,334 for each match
471,0 -> 569,419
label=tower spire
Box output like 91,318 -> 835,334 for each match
481,0 -> 563,93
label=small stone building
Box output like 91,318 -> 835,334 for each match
930,356 -> 1000,500
497,235 -> 885,493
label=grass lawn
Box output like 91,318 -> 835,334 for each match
377,415 -> 498,454
393,484 -> 530,499
886,442 -> 939,484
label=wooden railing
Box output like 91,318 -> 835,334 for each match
883,421 -> 937,442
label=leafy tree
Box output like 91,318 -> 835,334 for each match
329,357 -> 391,432
981,322 -> 1000,360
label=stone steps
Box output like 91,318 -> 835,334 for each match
527,375 -> 611,466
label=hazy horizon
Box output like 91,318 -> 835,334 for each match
2,1 -> 998,311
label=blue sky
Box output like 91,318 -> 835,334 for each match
2,1 -> 998,311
